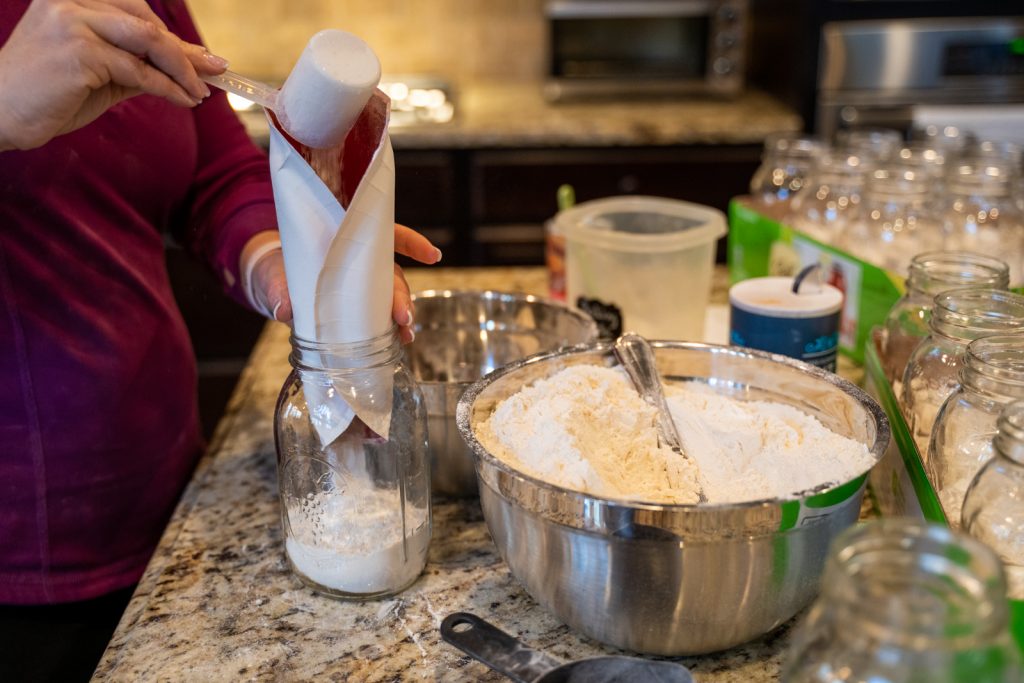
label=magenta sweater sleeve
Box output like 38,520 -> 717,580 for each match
166,1 -> 278,308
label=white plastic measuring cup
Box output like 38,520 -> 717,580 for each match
203,29 -> 381,149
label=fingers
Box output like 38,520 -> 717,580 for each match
82,7 -> 209,101
393,264 -> 415,344
96,42 -> 199,107
394,224 -> 442,265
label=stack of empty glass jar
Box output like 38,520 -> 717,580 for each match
745,126 -> 1024,279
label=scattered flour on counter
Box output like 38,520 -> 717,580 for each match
285,483 -> 429,594
478,365 -> 875,504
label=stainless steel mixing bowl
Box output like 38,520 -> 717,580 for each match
456,341 -> 890,655
407,290 -> 599,496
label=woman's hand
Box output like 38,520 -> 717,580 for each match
243,225 -> 443,344
0,0 -> 228,151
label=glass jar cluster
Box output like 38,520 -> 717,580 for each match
748,128 -> 1024,281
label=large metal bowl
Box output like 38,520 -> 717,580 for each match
456,341 -> 890,655
407,290 -> 599,496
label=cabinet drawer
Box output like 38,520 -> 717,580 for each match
470,146 -> 760,225
395,150 -> 457,227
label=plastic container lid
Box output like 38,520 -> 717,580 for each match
730,276 -> 843,318
557,196 -> 727,254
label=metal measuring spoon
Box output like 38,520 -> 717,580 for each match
614,332 -> 708,503
440,612 -> 694,683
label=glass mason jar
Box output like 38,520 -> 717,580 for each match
942,160 -> 1024,285
749,134 -> 824,220
842,164 -> 944,274
274,327 -> 431,599
963,400 -> 1024,600
927,334 -> 1024,525
901,289 -> 1024,460
835,127 -> 903,162
785,149 -> 868,245
882,251 -> 1010,383
782,519 -> 1022,683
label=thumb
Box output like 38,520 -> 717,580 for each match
252,251 -> 292,323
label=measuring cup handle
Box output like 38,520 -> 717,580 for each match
202,69 -> 279,110
440,612 -> 561,683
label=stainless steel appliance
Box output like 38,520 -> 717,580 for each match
544,0 -> 748,101
750,1 -> 1023,138
818,17 -> 1024,140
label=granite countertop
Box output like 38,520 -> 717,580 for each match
239,82 -> 801,149
93,266 -> 855,682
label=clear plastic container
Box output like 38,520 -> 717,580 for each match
748,134 -> 824,219
901,289 -> 1024,460
881,251 -> 1010,383
927,334 -> 1024,525
562,195 -> 726,341
782,519 -> 1022,683
942,159 -> 1024,284
274,327 -> 431,599
963,400 -> 1024,600
841,164 -> 943,274
784,149 -> 868,245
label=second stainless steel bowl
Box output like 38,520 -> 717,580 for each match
407,290 -> 599,496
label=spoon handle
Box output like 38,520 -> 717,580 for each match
202,69 -> 279,110
614,333 -> 708,503
614,332 -> 683,451
440,612 -> 561,683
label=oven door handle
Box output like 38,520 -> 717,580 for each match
546,0 -> 713,20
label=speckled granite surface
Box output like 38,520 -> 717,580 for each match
239,84 -> 801,150
93,266 -> 861,682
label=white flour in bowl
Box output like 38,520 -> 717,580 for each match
477,364 -> 875,504
285,483 -> 429,594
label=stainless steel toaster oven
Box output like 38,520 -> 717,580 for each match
544,0 -> 747,101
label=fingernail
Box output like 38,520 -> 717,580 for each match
204,52 -> 229,69
201,83 -> 211,98
432,248 -> 443,263
406,328 -> 416,343
271,301 -> 282,321
402,307 -> 414,326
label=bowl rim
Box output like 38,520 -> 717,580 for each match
456,340 -> 891,514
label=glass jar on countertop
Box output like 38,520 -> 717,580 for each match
841,164 -> 943,274
901,289 -> 1024,460
749,134 -> 824,220
782,518 -> 1022,683
785,149 -> 868,246
963,400 -> 1024,601
942,159 -> 1024,285
882,251 -> 1010,384
274,327 -> 431,599
927,334 -> 1024,526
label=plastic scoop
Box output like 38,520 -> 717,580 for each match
613,332 -> 708,504
203,28 -> 381,149
441,612 -> 694,683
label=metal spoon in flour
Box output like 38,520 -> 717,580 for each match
613,332 -> 708,504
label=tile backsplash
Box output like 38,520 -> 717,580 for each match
188,0 -> 547,85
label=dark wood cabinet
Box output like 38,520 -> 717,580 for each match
395,144 -> 761,266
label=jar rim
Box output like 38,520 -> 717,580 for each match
823,519 -> 1009,644
289,325 -> 401,371
931,289 -> 1024,341
907,251 -> 1010,294
961,333 -> 1024,399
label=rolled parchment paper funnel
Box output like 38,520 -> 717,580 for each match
268,35 -> 394,445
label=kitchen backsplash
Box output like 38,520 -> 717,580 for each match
188,0 -> 547,85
